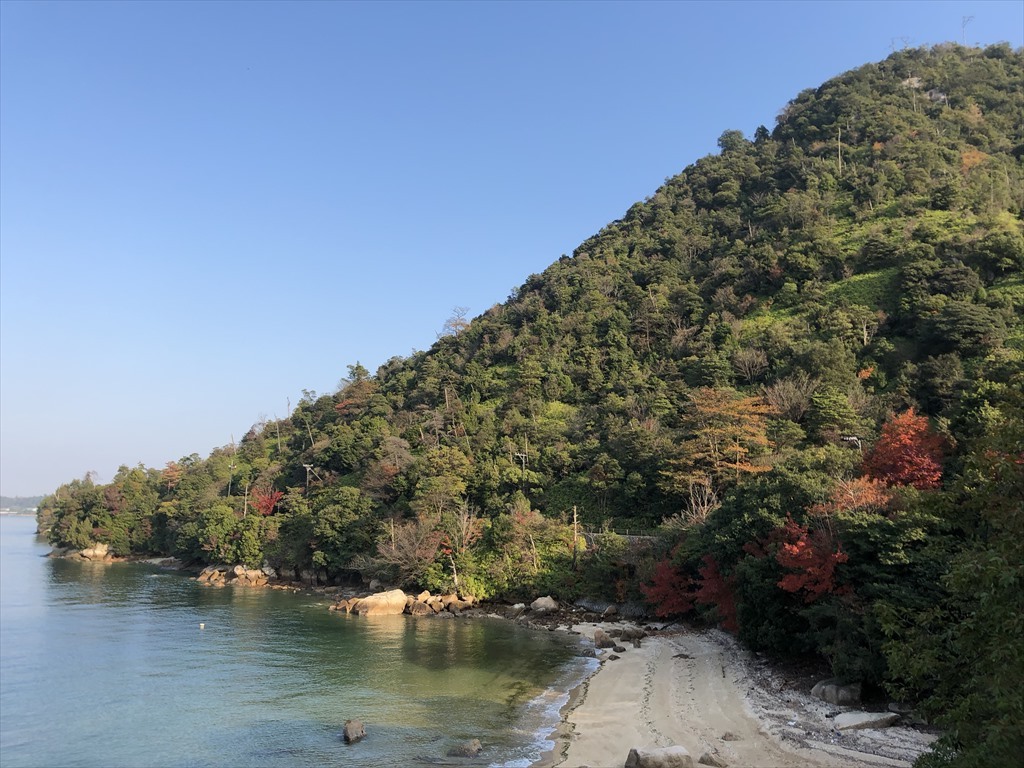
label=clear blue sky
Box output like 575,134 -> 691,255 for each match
1,1 -> 1021,496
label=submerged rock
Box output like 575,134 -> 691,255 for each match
446,738 -> 482,757
342,719 -> 366,743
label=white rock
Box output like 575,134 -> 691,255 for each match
625,745 -> 694,768
530,595 -> 558,613
834,711 -> 900,730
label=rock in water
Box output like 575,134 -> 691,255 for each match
446,738 -> 482,757
625,745 -> 694,768
352,589 -> 408,616
342,719 -> 366,744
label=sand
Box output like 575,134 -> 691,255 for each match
537,622 -> 937,768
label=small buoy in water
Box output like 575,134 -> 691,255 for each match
199,623 -> 205,630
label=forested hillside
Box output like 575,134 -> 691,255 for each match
39,44 -> 1022,766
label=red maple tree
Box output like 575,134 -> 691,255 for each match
251,487 -> 284,516
640,557 -> 695,617
862,408 -> 945,489
694,555 -> 739,632
775,517 -> 848,602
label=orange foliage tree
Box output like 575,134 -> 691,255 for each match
862,409 -> 945,489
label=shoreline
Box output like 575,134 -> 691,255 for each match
531,622 -> 938,768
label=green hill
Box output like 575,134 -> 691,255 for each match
39,44 -> 1023,767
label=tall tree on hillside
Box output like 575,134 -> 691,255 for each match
662,388 -> 773,502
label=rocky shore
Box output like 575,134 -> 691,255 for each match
48,552 -> 941,767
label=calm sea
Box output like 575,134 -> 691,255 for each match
0,515 -> 595,767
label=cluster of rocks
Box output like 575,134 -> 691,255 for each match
329,588 -> 478,617
624,744 -> 728,768
810,677 -> 919,731
594,625 -> 647,654
196,564 -> 275,587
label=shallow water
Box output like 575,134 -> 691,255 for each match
0,515 -> 595,767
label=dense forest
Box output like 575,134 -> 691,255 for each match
39,45 -> 1022,767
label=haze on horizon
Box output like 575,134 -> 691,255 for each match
2,0 -> 1022,497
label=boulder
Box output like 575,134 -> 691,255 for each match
232,564 -> 247,578
507,603 -> 527,619
834,712 -> 900,731
416,590 -> 431,603
620,626 -> 647,642
698,752 -> 728,767
613,644 -> 627,653
811,679 -> 862,706
408,601 -> 433,616
530,596 -> 558,614
625,745 -> 694,768
594,629 -> 616,649
261,565 -> 277,579
602,605 -> 619,618
447,599 -> 471,613
352,589 -> 408,616
80,543 -> 110,561
342,719 -> 366,744
446,738 -> 482,757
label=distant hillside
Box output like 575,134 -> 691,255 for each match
37,44 -> 1023,767
1,495 -> 42,511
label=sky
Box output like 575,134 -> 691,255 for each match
1,0 -> 1021,497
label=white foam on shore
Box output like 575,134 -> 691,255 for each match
491,653 -> 600,768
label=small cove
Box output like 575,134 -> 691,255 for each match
0,515 -> 596,768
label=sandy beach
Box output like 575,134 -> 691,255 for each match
538,622 -> 936,768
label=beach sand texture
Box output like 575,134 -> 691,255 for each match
545,623 -> 935,768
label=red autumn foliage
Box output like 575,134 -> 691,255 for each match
862,408 -> 945,489
251,487 -> 284,516
775,517 -> 848,603
641,558 -> 695,617
694,555 -> 739,633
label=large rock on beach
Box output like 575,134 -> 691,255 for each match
625,745 -> 694,768
834,711 -> 900,730
342,719 -> 366,743
811,678 -> 862,706
531,596 -> 558,613
353,589 -> 408,616
594,629 -> 616,649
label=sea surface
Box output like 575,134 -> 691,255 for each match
0,515 -> 596,767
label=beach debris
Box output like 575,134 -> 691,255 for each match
446,738 -> 482,757
720,731 -> 741,741
698,752 -> 729,767
608,654 -> 621,661
342,719 -> 366,744
625,744 -> 694,767
672,652 -> 692,659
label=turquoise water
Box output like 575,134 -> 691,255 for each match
0,515 -> 595,767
